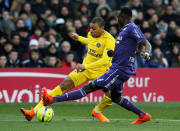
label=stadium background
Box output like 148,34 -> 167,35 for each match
0,0 -> 180,130
0,0 -> 180,68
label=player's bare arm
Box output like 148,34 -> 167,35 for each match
71,32 -> 79,41
71,32 -> 89,44
139,40 -> 152,61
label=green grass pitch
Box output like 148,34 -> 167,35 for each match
1,102 -> 180,131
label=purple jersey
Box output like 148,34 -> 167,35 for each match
111,23 -> 146,75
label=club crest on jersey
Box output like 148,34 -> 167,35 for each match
96,43 -> 101,48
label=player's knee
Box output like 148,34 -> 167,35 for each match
82,81 -> 99,94
60,77 -> 75,93
111,96 -> 122,103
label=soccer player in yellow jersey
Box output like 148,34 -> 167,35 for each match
20,17 -> 115,122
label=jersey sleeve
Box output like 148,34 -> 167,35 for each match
85,37 -> 115,70
129,25 -> 146,43
77,33 -> 89,45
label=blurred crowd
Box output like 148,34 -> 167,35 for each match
0,0 -> 180,68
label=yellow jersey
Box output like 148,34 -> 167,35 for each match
78,31 -> 115,73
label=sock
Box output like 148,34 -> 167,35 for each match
49,85 -> 63,96
118,97 -> 145,116
95,96 -> 112,112
34,85 -> 63,113
54,88 -> 87,103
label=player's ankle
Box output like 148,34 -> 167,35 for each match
94,109 -> 100,113
52,97 -> 56,103
139,112 -> 146,118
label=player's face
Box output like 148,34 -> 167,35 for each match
90,23 -> 104,38
118,13 -> 125,28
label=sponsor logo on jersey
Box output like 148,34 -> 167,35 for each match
88,48 -> 102,57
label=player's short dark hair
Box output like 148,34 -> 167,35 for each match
120,7 -> 132,17
90,17 -> 105,27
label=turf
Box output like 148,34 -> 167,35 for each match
1,102 -> 180,131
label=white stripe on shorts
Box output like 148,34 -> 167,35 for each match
105,75 -> 119,89
105,69 -> 118,81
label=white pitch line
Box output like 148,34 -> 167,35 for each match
0,118 -> 180,122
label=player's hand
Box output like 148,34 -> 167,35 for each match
76,64 -> 85,72
70,62 -> 76,69
71,32 -> 79,41
141,52 -> 150,61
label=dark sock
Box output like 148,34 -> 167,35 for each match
54,89 -> 87,103
118,97 -> 145,116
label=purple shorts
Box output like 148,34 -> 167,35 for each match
94,68 -> 130,92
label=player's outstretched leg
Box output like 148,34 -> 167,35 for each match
20,85 -> 63,121
92,96 -> 112,122
42,87 -> 88,105
117,97 -> 151,124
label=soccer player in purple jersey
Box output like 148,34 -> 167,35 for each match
42,7 -> 152,124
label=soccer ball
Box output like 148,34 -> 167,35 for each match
36,106 -> 54,122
